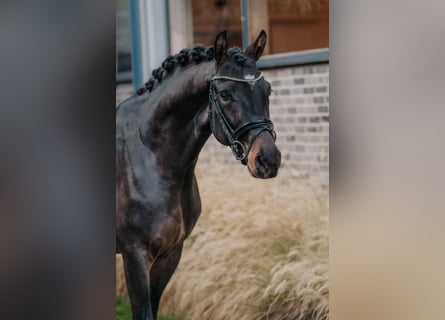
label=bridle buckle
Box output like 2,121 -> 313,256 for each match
231,140 -> 246,161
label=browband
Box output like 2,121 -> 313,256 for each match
210,72 -> 264,83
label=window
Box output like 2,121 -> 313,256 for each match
192,0 -> 243,48
191,0 -> 328,55
116,0 -> 132,83
267,0 -> 328,53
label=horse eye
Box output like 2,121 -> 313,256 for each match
219,91 -> 231,101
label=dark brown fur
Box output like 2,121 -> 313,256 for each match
116,31 -> 280,320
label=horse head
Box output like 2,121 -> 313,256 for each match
208,30 -> 281,179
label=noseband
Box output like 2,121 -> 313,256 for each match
208,72 -> 276,165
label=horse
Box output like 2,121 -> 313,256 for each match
116,30 -> 281,320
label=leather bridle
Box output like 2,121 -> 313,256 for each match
208,72 -> 276,165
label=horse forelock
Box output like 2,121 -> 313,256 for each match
226,48 -> 254,67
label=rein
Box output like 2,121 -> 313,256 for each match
208,72 -> 276,165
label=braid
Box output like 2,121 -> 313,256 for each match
136,87 -> 146,95
144,78 -> 155,91
162,55 -> 176,73
228,48 -> 249,66
152,67 -> 164,82
205,46 -> 214,60
177,49 -> 190,67
136,44 -> 219,96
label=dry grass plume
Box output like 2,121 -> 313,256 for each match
117,164 -> 329,320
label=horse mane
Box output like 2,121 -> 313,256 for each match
136,46 -> 252,95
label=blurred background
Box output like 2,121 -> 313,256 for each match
1,1 -> 444,319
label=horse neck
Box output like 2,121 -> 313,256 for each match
147,61 -> 214,175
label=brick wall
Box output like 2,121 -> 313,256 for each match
266,63 -> 329,184
116,63 -> 329,185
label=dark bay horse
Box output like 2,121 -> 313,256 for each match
116,30 -> 281,320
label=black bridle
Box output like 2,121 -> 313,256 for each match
208,72 -> 276,165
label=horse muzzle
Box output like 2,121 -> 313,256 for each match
247,131 -> 281,179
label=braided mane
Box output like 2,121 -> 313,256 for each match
136,46 -> 252,95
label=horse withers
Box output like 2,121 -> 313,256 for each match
116,30 -> 281,320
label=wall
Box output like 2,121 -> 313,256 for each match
115,63 -> 329,185
267,63 -> 329,184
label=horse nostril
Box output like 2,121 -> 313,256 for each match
255,153 -> 269,174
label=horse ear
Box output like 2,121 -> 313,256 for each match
214,30 -> 228,65
245,30 -> 267,61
